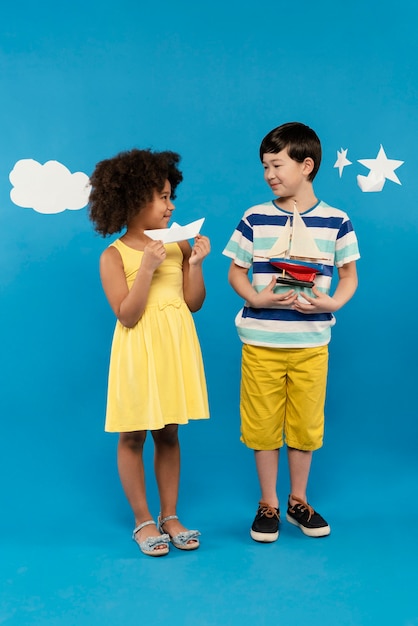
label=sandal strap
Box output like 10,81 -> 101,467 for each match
158,514 -> 179,528
132,519 -> 156,537
157,514 -> 200,546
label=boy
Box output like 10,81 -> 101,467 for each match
223,122 -> 360,541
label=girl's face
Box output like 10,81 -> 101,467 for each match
138,180 -> 175,229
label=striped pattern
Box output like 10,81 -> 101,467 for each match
223,200 -> 360,348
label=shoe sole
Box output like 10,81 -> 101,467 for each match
250,529 -> 279,542
286,514 -> 331,537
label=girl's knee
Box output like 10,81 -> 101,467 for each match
119,431 -> 147,451
152,424 -> 179,446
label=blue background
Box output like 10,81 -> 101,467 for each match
1,1 -> 417,624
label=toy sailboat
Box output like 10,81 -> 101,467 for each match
269,204 -> 327,288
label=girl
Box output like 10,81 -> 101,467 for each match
89,148 -> 210,557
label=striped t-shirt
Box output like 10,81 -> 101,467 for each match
222,199 -> 360,348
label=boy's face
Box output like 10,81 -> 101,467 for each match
262,149 -> 312,198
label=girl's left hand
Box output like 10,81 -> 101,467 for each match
293,286 -> 338,314
189,234 -> 211,265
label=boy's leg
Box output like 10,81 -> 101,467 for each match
287,447 -> 312,504
240,345 -> 285,542
251,448 -> 280,542
285,346 -> 330,537
254,449 -> 280,509
287,446 -> 330,537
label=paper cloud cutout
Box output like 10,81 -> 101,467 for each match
9,159 -> 91,214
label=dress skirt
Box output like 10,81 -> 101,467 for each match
104,239 -> 209,432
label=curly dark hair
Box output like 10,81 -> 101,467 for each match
88,148 -> 183,236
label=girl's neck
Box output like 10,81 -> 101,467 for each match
120,226 -> 150,251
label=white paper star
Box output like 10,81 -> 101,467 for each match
334,148 -> 352,178
358,145 -> 404,185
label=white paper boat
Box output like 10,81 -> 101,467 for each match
144,217 -> 205,243
357,172 -> 385,193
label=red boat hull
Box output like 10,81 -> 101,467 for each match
270,259 -> 321,283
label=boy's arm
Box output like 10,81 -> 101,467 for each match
332,261 -> 358,309
294,261 -> 358,314
228,262 -> 297,308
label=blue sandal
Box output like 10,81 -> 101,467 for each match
132,520 -> 170,557
157,514 -> 200,551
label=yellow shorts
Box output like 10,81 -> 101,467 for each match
240,344 -> 329,451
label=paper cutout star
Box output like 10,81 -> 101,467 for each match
358,145 -> 404,185
334,148 -> 352,178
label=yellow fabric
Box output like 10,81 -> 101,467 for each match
240,344 -> 328,451
104,239 -> 209,432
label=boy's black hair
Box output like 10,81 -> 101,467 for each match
259,122 -> 321,181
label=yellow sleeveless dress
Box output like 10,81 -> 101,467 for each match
104,239 -> 210,432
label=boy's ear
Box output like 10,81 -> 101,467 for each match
303,157 -> 315,177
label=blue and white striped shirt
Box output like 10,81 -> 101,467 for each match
223,200 -> 360,348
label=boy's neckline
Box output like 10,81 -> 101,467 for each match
272,198 -> 321,215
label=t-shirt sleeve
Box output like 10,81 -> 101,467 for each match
334,216 -> 360,267
222,216 -> 254,269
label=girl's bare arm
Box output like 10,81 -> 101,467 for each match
100,241 -> 166,328
180,235 -> 210,312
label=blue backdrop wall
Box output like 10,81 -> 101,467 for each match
0,1 -> 417,621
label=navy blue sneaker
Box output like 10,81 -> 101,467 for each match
250,502 -> 280,542
286,495 -> 330,537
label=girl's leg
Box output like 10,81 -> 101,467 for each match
118,431 -> 163,543
287,447 -> 312,504
254,449 -> 280,509
152,424 -> 195,539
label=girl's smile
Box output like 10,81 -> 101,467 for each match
138,180 -> 175,230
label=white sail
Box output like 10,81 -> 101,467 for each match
289,208 -> 324,260
268,217 -> 291,257
268,205 -> 326,261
